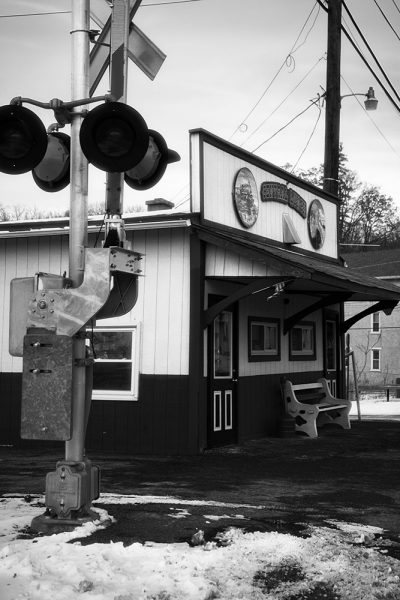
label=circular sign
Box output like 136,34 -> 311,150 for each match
233,167 -> 259,228
307,199 -> 326,249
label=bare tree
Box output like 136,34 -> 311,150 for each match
286,146 -> 400,247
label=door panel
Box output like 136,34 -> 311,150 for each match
208,301 -> 238,447
324,313 -> 340,396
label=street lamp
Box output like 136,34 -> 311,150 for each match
324,86 -> 378,196
341,87 -> 378,111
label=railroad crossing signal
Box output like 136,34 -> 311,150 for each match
89,1 -> 166,96
0,104 -> 47,174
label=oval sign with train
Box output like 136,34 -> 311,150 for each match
233,167 -> 259,228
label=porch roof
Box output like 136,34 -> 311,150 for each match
194,223 -> 400,303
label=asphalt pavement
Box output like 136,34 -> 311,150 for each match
1,419 -> 400,553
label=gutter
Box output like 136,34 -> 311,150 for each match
0,217 -> 192,239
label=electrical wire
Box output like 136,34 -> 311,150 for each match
0,11 -> 71,18
289,101 -> 323,173
94,213 -> 107,248
141,0 -> 203,5
170,182 -> 190,202
342,0 -> 400,105
390,0 -> 400,16
373,0 -> 400,43
341,75 -> 400,159
341,24 -> 400,113
316,0 -> 400,112
230,1 -> 321,140
173,196 -> 190,210
240,54 -> 326,147
251,95 -> 322,153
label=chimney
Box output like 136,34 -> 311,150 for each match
145,198 -> 175,212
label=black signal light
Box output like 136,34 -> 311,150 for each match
32,132 -> 71,192
124,129 -> 180,191
79,102 -> 149,173
0,105 -> 47,174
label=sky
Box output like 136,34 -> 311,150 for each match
0,0 -> 399,217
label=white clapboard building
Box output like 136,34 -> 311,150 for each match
1,129 -> 400,454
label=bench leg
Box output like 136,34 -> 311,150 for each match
294,412 -> 318,438
319,408 -> 351,430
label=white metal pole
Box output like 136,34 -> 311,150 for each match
66,0 -> 90,462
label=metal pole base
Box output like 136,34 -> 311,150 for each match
31,507 -> 100,534
30,458 -> 101,533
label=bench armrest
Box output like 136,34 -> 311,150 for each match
317,378 -> 350,407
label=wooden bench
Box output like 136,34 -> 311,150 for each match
283,378 -> 351,438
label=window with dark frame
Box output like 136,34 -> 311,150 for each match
371,348 -> 381,371
289,321 -> 316,361
371,312 -> 380,333
325,319 -> 337,371
248,317 -> 280,361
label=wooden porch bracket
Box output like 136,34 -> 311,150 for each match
203,277 -> 295,328
283,292 -> 352,335
341,299 -> 398,333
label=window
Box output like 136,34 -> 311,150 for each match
214,311 -> 233,378
248,317 -> 280,361
87,326 -> 139,400
371,312 -> 380,333
325,319 -> 337,371
371,348 -> 381,371
289,321 -> 316,361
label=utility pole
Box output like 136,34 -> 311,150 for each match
323,0 -> 342,198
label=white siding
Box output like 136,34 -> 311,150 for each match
205,245 -> 287,278
238,293 -> 323,377
200,142 -> 338,259
94,227 -> 191,376
0,236 -> 69,373
1,228 -> 191,377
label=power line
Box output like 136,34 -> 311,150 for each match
0,11 -> 71,18
290,101 -> 323,173
241,54 -> 326,147
316,0 -> 400,112
342,0 -> 400,106
341,24 -> 400,113
390,0 -> 400,16
340,75 -> 400,159
251,95 -> 322,153
373,0 -> 400,43
142,0 -> 203,5
230,1 -> 322,140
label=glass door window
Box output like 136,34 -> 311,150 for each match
214,311 -> 233,379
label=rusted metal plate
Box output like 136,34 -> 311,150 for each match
21,332 -> 73,440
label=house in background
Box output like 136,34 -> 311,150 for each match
343,249 -> 400,389
2,129 -> 400,455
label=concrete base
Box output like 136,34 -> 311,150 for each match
31,508 -> 101,534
